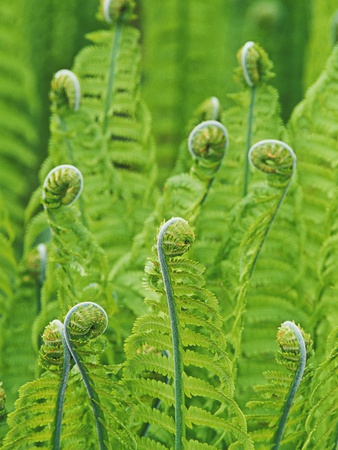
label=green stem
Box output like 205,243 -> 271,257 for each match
157,219 -> 185,450
243,86 -> 256,197
52,319 -> 71,450
64,302 -> 109,450
273,321 -> 306,450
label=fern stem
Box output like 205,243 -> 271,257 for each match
51,319 -> 71,450
273,321 -> 306,450
64,302 -> 109,450
243,85 -> 256,197
157,218 -> 186,450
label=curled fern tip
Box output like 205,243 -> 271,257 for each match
52,69 -> 81,111
237,41 -> 274,87
157,217 -> 195,257
42,164 -> 83,209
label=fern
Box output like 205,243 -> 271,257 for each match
247,322 -> 313,449
72,0 -> 158,261
123,218 -> 253,449
0,0 -> 40,242
3,302 -> 135,449
288,44 -> 338,353
302,326 -> 338,448
109,119 -> 228,347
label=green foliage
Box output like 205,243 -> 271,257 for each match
1,1 -> 338,449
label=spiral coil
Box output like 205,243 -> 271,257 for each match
51,69 -> 81,112
249,139 -> 296,187
157,217 -> 195,258
237,41 -> 274,87
276,321 -> 311,369
188,120 -> 228,181
42,164 -> 83,209
101,0 -> 135,24
64,302 -> 108,345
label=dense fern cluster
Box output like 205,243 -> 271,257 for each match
1,1 -> 338,449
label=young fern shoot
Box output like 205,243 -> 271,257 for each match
63,302 -> 109,450
237,41 -> 274,196
273,321 -> 307,449
157,217 -> 195,450
42,164 -> 83,210
39,320 -> 71,450
229,139 -> 296,360
246,139 -> 297,277
188,120 -> 228,205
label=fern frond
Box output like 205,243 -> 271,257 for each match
288,44 -> 338,351
123,218 -> 253,448
302,326 -> 338,448
109,119 -> 228,346
73,2 -> 158,249
3,302 -> 136,449
247,322 -> 313,449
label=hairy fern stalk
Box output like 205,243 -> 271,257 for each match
1,0 -> 338,448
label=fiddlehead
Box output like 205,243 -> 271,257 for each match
187,119 -> 228,211
157,217 -> 192,450
244,139 -> 296,276
237,41 -> 274,196
249,138 -> 296,187
237,41 -> 274,88
273,321 -> 307,449
100,0 -> 135,24
64,302 -> 109,450
188,120 -> 228,182
124,218 -> 253,449
39,320 -> 71,449
51,69 -> 81,112
247,322 -> 312,448
42,164 -> 83,210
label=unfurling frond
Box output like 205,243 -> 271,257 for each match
3,302 -> 135,449
42,164 -> 83,209
247,322 -> 312,449
124,218 -> 253,449
237,41 -> 274,88
51,69 -> 81,112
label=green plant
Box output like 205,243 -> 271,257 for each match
1,1 -> 338,448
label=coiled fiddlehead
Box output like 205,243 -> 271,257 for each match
237,41 -> 275,196
64,302 -> 109,450
39,319 -> 70,450
101,0 -> 135,24
157,217 -> 193,450
51,69 -> 81,112
273,321 -> 307,449
188,120 -> 228,202
237,41 -> 274,88
246,139 -> 296,274
249,139 -> 296,187
42,164 -> 83,210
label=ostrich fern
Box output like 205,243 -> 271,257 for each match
1,1 -> 338,449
